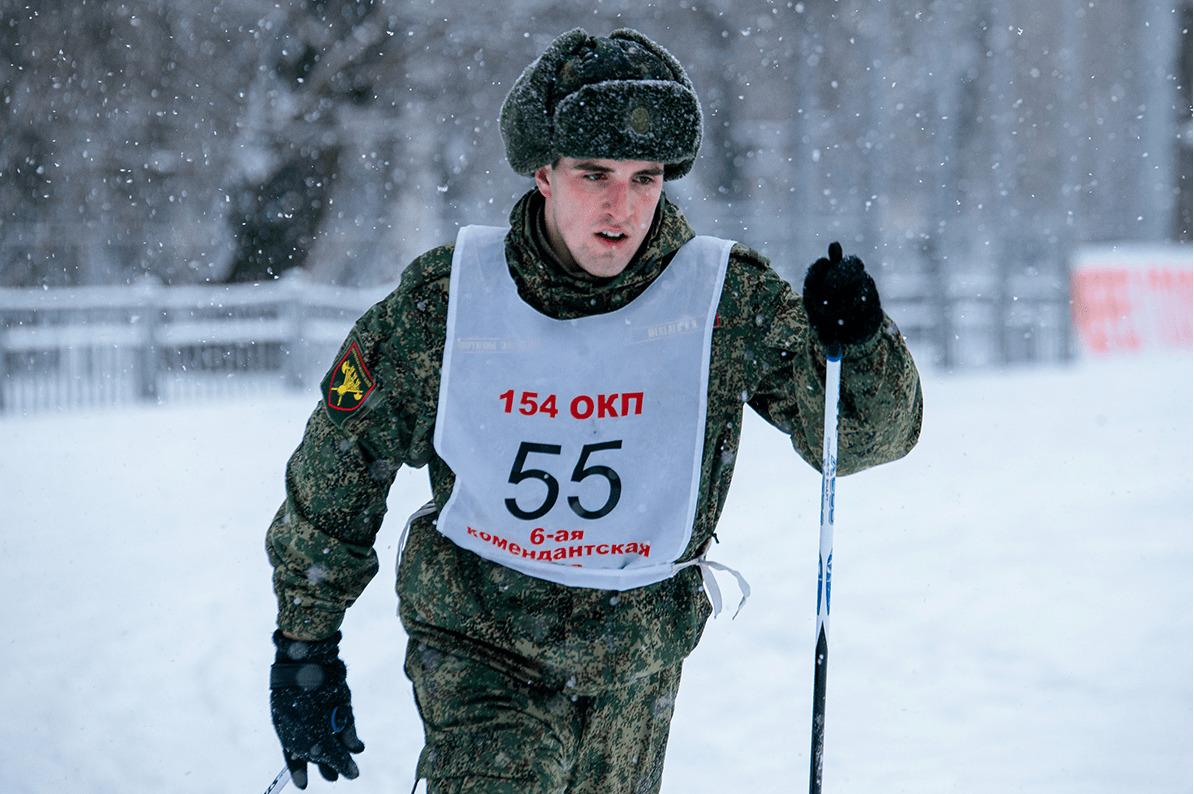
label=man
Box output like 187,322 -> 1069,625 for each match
267,27 -> 922,794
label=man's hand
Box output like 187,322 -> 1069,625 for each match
802,241 -> 884,348
270,631 -> 365,789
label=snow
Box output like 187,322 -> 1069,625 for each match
1,350 -> 1190,793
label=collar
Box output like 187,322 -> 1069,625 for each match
504,189 -> 696,320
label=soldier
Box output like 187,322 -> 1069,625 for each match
266,27 -> 923,794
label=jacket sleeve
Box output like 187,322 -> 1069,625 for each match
265,247 -> 452,640
742,253 -> 923,476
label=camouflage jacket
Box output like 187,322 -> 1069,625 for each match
267,189 -> 923,694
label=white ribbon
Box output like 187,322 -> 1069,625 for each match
395,499 -> 439,615
673,555 -> 751,619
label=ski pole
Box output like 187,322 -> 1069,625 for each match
808,342 -> 842,794
263,766 -> 291,794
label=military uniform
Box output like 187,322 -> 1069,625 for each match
266,188 -> 923,792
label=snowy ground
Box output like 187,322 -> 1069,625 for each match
1,349 -> 1190,794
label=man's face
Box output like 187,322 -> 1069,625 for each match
535,157 -> 664,279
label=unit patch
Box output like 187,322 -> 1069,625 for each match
326,340 -> 376,413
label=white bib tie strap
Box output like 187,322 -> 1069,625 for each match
673,555 -> 751,619
395,499 -> 439,615
398,499 -> 438,560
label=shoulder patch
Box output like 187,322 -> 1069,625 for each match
326,339 -> 377,413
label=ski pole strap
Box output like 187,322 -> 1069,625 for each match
673,555 -> 751,618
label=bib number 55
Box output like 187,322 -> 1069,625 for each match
505,441 -> 623,521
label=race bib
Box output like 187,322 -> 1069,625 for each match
433,225 -> 733,590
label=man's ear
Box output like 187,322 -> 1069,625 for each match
534,165 -> 553,199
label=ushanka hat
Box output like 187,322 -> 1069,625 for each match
500,28 -> 703,181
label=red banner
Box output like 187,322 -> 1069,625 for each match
1070,247 -> 1193,353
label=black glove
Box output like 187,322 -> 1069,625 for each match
270,631 -> 365,789
802,241 -> 884,350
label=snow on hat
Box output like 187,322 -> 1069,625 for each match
500,28 -> 703,181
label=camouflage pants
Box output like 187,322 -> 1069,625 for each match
405,640 -> 681,794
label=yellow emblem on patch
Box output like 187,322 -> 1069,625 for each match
327,341 -> 376,413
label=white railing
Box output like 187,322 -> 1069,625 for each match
1,259 -> 1090,415
0,278 -> 394,414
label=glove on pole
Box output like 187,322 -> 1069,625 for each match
802,241 -> 884,348
270,630 -> 365,790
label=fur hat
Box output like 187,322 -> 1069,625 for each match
500,28 -> 702,181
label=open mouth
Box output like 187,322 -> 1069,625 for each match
596,231 -> 628,242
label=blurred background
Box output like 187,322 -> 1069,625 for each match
0,0 -> 1190,412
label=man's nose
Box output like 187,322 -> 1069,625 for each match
603,180 -> 632,219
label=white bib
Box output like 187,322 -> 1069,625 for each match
433,225 -> 733,590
